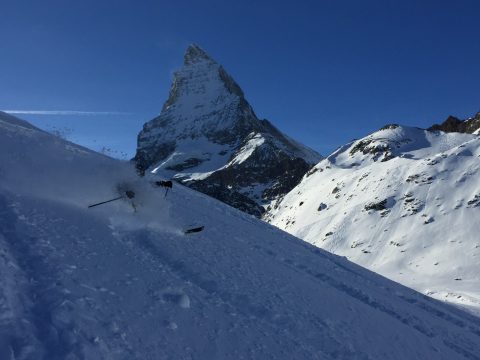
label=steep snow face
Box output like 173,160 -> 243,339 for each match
135,44 -> 321,217
3,113 -> 480,359
268,125 -> 480,315
138,45 -> 248,151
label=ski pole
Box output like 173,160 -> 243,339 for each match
88,195 -> 124,208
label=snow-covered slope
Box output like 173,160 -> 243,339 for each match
135,44 -> 321,217
3,113 -> 480,359
268,124 -> 480,314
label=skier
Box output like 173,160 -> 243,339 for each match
154,180 -> 173,197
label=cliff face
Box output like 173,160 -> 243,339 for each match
135,44 -> 321,216
429,112 -> 480,134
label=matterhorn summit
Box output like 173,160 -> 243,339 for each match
135,44 -> 321,216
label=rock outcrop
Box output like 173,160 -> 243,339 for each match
135,44 -> 321,216
429,112 -> 480,134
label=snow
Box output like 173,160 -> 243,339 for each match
228,133 -> 265,165
135,46 -> 321,215
151,136 -> 233,175
268,125 -> 480,315
138,52 -> 243,149
2,113 -> 480,359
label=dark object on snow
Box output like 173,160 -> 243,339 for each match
184,226 -> 204,234
364,199 -> 387,211
428,114 -> 480,134
135,161 -> 147,177
88,190 -> 136,208
155,180 -> 173,189
155,180 -> 173,198
88,196 -> 124,208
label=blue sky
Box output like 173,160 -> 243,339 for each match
1,0 -> 479,157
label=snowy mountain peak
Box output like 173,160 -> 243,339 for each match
184,43 -> 217,65
135,45 -> 321,216
325,124 -> 475,169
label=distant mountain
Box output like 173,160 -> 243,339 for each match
429,112 -> 480,134
267,121 -> 480,314
134,44 -> 321,217
2,111 -> 480,359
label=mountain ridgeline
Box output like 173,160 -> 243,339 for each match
133,45 -> 480,313
267,118 -> 480,314
429,112 -> 480,134
134,44 -> 321,217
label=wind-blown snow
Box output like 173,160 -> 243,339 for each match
2,113 -> 480,359
268,125 -> 480,315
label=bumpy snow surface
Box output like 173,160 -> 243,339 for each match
2,114 -> 480,359
269,125 -> 480,315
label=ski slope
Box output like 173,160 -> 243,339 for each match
268,125 -> 480,315
1,112 -> 480,359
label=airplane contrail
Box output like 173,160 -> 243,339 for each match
2,110 -> 131,116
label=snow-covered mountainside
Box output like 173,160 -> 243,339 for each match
3,113 -> 480,359
268,123 -> 480,315
134,44 -> 321,217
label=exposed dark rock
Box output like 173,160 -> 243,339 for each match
424,216 -> 434,224
364,199 -> 387,211
380,124 -> 400,130
349,139 -> 395,162
134,44 -> 321,217
402,195 -> 424,216
467,194 -> 480,207
406,173 -> 434,185
189,182 -> 265,217
317,203 -> 327,211
305,167 -> 319,177
166,158 -> 203,171
428,112 -> 480,134
380,209 -> 390,217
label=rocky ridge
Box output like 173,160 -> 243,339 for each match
135,44 -> 321,216
267,119 -> 480,314
429,112 -> 480,134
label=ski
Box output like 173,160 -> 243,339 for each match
184,226 -> 204,234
